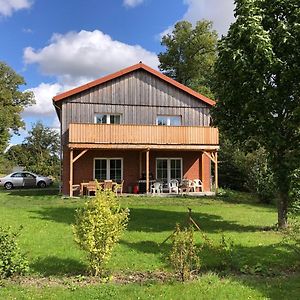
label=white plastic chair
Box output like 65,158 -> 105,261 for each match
193,179 -> 203,192
151,182 -> 162,194
169,179 -> 179,194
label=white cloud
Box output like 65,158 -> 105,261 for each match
23,29 -> 159,118
0,0 -> 32,16
24,29 -> 159,85
123,0 -> 144,8
160,0 -> 235,38
23,82 -> 64,116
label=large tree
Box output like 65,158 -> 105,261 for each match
213,0 -> 300,228
0,62 -> 34,153
158,20 -> 218,98
5,122 -> 60,178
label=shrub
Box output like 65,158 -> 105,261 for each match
0,226 -> 29,278
73,189 -> 129,276
283,218 -> 300,258
169,224 -> 200,282
290,168 -> 300,213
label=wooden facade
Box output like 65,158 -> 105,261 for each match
53,63 -> 219,196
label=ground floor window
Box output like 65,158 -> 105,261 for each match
156,158 -> 182,184
94,158 -> 123,181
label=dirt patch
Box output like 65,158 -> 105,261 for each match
3,271 -> 174,288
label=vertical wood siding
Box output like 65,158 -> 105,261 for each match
61,70 -> 212,145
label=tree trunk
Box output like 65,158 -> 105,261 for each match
277,190 -> 288,229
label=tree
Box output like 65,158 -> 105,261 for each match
0,62 -> 34,153
158,20 -> 218,98
213,0 -> 300,228
5,122 -> 60,178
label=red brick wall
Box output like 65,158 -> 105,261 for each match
62,149 -> 211,195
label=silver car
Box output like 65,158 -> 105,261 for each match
0,172 -> 53,190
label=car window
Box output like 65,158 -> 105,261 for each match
24,173 -> 35,178
11,173 -> 23,178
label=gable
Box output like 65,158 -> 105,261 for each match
53,63 -> 215,107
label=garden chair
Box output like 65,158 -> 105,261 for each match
151,181 -> 163,194
103,180 -> 113,190
169,179 -> 179,194
114,180 -> 124,196
86,181 -> 97,196
179,179 -> 192,194
193,179 -> 203,192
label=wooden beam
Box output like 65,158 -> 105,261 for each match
146,149 -> 150,193
73,149 -> 88,163
68,143 -> 219,151
215,152 -> 218,193
139,151 -> 143,178
69,149 -> 73,197
203,151 -> 217,164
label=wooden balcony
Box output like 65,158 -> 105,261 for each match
68,123 -> 219,150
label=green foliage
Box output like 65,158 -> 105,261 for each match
0,226 -> 29,278
73,189 -> 129,276
5,122 -> 60,178
0,61 -> 34,153
169,224 -> 200,281
219,138 -> 275,203
159,20 -> 218,99
283,218 -> 300,259
213,0 -> 300,227
290,169 -> 300,213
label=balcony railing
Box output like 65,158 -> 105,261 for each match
68,123 -> 219,148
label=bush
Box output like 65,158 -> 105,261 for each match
290,169 -> 300,213
0,226 -> 29,278
73,189 -> 129,276
283,218 -> 300,258
169,224 -> 200,282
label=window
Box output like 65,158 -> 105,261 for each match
156,115 -> 181,126
94,158 -> 123,181
11,173 -> 23,178
156,158 -> 182,184
95,114 -> 121,124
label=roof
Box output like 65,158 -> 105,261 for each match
52,62 -> 215,106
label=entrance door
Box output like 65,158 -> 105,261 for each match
156,158 -> 182,185
23,173 -> 36,187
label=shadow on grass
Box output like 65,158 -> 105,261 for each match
30,206 -> 263,233
30,256 -> 87,276
6,187 -> 60,197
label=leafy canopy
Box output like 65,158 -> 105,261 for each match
213,0 -> 300,227
0,61 -> 34,153
158,20 -> 218,98
5,122 -> 60,178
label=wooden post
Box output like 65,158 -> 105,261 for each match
146,149 -> 150,193
215,151 -> 218,193
139,151 -> 143,178
69,148 -> 73,197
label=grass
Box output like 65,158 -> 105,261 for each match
0,188 -> 299,299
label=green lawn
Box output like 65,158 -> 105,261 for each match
0,188 -> 299,299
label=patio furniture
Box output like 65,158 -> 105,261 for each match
179,179 -> 192,194
103,180 -> 113,190
151,181 -> 163,194
86,181 -> 97,196
193,179 -> 203,192
169,179 -> 179,194
114,180 -> 124,196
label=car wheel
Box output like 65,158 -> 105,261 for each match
4,182 -> 13,190
38,181 -> 46,188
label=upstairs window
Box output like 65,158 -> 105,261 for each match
95,114 -> 121,124
156,115 -> 181,126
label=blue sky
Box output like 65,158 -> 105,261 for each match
0,0 -> 234,146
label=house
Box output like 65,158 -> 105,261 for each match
52,62 -> 219,196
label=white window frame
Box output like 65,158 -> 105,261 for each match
94,114 -> 122,124
156,158 -> 183,184
156,115 -> 182,126
93,158 -> 123,180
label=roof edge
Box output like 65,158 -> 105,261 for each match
52,62 -> 216,106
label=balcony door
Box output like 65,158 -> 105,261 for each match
156,158 -> 182,184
